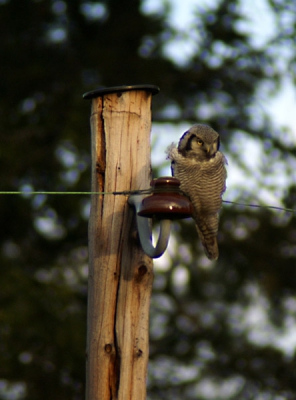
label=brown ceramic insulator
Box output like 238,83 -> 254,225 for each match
137,177 -> 193,220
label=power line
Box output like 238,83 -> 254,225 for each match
222,200 -> 295,214
0,190 -> 295,214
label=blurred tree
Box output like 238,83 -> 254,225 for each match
0,0 -> 296,399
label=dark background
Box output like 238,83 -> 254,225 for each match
1,0 -> 296,399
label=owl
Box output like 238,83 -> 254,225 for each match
166,124 -> 227,260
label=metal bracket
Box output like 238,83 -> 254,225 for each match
128,195 -> 171,258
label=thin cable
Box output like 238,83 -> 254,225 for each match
0,189 -> 153,196
222,200 -> 295,214
0,190 -> 295,214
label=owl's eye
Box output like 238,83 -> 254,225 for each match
196,139 -> 203,146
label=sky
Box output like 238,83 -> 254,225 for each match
142,0 -> 296,119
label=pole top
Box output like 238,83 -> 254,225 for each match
83,84 -> 160,100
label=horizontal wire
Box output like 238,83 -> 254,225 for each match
0,190 -> 295,214
0,189 -> 153,196
222,200 -> 295,214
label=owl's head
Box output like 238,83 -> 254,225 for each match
178,124 -> 220,160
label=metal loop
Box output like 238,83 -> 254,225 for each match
128,195 -> 171,258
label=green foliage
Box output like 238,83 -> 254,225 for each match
1,0 -> 296,398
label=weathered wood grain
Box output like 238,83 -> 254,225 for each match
86,89 -> 154,400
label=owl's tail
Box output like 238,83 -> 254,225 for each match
195,222 -> 219,261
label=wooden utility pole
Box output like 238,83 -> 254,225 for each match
84,85 -> 159,400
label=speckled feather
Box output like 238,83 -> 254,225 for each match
166,124 -> 227,260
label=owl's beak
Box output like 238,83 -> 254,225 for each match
205,144 -> 215,156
